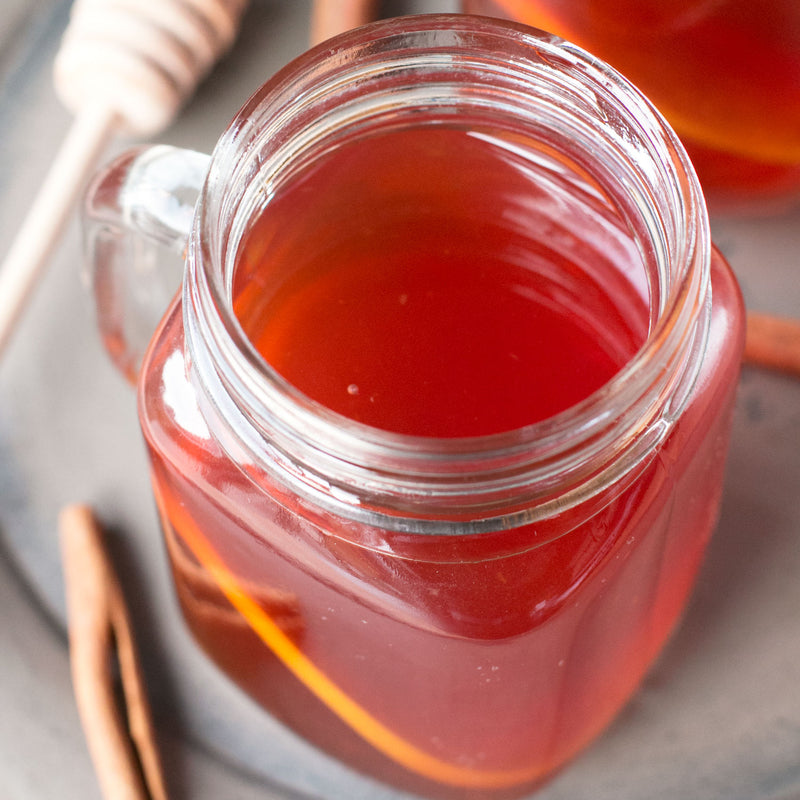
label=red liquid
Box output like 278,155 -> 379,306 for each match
466,0 -> 800,207
140,124 -> 744,798
233,127 -> 648,436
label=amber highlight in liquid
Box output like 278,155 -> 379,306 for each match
466,0 -> 800,207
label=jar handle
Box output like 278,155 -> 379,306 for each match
83,145 -> 211,383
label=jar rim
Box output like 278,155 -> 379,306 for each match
183,13 -> 711,529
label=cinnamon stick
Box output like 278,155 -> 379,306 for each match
60,504 -> 168,800
310,0 -> 378,45
744,312 -> 800,378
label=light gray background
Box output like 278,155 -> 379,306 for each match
0,2 -> 798,799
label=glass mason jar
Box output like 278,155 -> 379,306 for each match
84,14 -> 745,800
462,0 -> 800,210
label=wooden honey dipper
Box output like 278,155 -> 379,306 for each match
0,0 -> 250,357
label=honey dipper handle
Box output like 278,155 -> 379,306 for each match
0,105 -> 118,358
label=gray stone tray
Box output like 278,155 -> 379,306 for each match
1,2 -> 798,799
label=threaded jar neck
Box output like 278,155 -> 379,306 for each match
183,14 -> 710,533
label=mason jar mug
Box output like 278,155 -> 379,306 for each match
83,15 -> 745,800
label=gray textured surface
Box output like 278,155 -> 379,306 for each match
0,2 -> 798,799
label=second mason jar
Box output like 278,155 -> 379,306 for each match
463,0 -> 800,209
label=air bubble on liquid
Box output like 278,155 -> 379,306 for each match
347,383 -> 359,395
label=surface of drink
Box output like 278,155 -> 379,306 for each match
232,125 -> 650,437
464,0 -> 800,208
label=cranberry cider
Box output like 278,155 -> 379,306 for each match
137,16 -> 744,800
